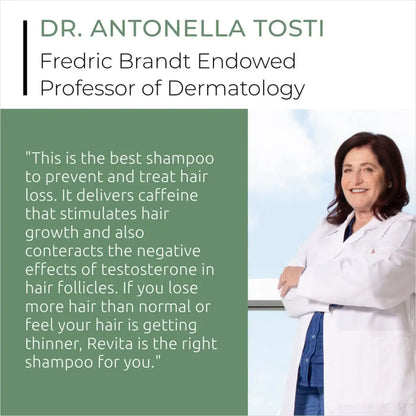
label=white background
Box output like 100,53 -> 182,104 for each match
0,1 -> 415,109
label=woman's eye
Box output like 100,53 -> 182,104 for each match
343,168 -> 352,173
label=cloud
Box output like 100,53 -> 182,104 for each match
248,110 -> 327,196
306,110 -> 415,162
249,110 -> 415,208
248,207 -> 260,232
307,110 -> 416,209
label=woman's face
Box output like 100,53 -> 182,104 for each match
341,145 -> 386,215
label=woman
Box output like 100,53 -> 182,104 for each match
278,132 -> 415,416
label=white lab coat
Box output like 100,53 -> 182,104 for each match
281,211 -> 416,416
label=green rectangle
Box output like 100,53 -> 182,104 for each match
1,109 -> 247,415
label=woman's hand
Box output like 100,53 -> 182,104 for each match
278,266 -> 305,297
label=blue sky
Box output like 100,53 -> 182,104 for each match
248,110 -> 415,415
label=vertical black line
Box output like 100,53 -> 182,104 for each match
23,20 -> 28,96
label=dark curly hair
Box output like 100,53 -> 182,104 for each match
327,132 -> 409,225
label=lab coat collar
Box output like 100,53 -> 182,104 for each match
327,211 -> 382,236
327,211 -> 384,251
326,211 -> 355,236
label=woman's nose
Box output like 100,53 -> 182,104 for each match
354,170 -> 363,184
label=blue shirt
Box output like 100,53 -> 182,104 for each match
297,217 -> 355,387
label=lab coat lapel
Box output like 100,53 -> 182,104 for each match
325,212 -> 381,260
323,212 -> 355,259
343,215 -> 381,245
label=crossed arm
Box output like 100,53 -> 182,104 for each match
278,218 -> 415,316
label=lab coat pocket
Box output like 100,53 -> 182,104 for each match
333,332 -> 415,406
375,333 -> 415,403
